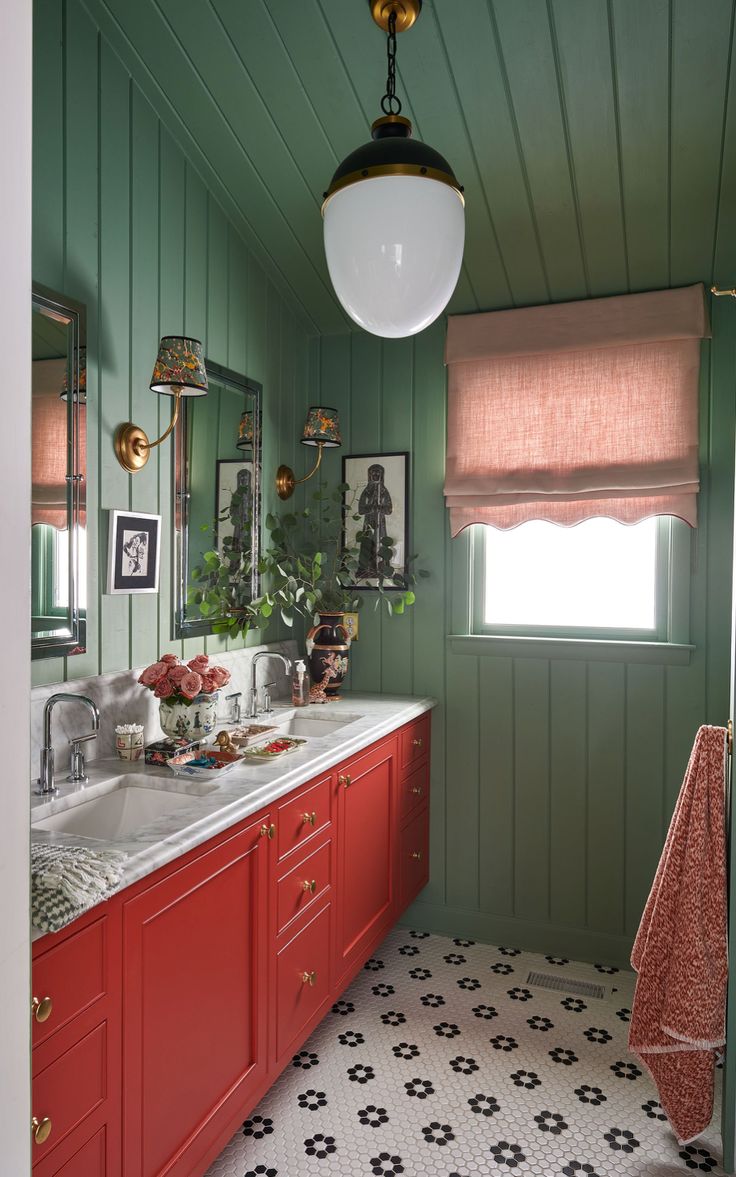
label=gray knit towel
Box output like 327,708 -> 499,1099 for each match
31,842 -> 128,934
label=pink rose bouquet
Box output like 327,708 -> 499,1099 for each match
137,653 -> 231,704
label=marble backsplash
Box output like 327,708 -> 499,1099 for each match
30,640 -> 298,780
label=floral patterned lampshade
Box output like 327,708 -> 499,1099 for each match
301,406 -> 341,448
237,410 -> 254,451
150,336 -> 208,397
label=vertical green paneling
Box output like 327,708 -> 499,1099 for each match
624,664 -> 665,936
380,340 -> 414,695
586,663 -> 626,936
444,650 -> 479,910
478,657 -> 515,916
513,658 -> 550,923
347,332 -> 382,694
32,0 -> 309,685
549,661 -> 587,929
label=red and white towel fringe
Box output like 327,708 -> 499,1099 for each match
629,724 -> 728,1145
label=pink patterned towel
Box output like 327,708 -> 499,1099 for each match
629,724 -> 728,1145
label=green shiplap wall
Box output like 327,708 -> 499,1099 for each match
32,0 -> 308,688
315,307 -> 736,966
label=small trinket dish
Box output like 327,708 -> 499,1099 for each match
167,747 -> 244,779
241,736 -> 307,762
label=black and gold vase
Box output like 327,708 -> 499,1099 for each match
306,612 -> 350,701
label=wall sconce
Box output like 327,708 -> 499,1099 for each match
114,336 -> 208,473
237,410 -> 254,451
276,406 -> 341,500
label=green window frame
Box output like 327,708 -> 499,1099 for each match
466,516 -> 692,646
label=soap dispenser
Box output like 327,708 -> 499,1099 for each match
292,659 -> 310,707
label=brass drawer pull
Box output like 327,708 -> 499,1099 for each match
338,773 -> 351,788
301,970 -> 317,987
260,823 -> 276,840
412,736 -> 423,748
31,995 -> 53,1024
301,879 -> 317,894
32,1116 -> 52,1145
410,850 -> 423,861
411,785 -> 423,797
302,811 -> 317,826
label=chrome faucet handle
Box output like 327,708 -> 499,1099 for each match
261,681 -> 277,716
67,731 -> 97,784
225,691 -> 242,724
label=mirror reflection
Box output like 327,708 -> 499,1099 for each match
31,284 -> 86,659
174,360 -> 261,637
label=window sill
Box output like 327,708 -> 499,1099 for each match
448,634 -> 694,666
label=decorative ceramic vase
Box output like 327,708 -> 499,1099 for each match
159,692 -> 219,740
306,612 -> 350,701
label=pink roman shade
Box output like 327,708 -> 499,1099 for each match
444,284 -> 709,536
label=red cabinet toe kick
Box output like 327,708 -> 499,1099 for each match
32,709 -> 432,1177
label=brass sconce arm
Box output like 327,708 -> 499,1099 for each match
276,443 -> 324,500
114,388 -> 183,473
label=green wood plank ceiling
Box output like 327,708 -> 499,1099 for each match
82,0 -> 736,337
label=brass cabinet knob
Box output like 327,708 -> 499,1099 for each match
301,879 -> 317,894
411,785 -> 423,797
412,736 -> 423,748
31,995 -> 53,1024
410,850 -> 423,861
302,811 -> 317,826
301,970 -> 317,986
31,1116 -> 52,1145
259,823 -> 276,840
338,773 -> 351,788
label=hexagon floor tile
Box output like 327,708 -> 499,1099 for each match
204,927 -> 726,1177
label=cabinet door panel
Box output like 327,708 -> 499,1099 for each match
32,916 -> 107,1050
336,741 -> 395,979
34,1126 -> 106,1177
32,1022 -> 106,1166
400,805 -> 430,910
122,821 -> 268,1177
275,902 -> 332,1062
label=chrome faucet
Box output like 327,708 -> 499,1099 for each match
247,652 -> 292,719
35,693 -> 100,795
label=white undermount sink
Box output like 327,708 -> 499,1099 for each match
32,775 -> 213,842
272,713 -> 361,738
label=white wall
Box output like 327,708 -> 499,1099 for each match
0,0 -> 32,1170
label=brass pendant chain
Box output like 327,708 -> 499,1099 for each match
380,10 -> 402,115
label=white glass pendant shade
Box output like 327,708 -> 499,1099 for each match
324,175 -> 464,338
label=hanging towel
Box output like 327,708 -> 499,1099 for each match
628,724 -> 728,1145
31,842 -> 128,934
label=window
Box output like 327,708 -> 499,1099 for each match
472,516 -> 688,642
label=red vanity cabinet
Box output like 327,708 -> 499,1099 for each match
31,906 -> 122,1177
30,709 -> 432,1177
121,814 -> 270,1177
334,736 -> 397,987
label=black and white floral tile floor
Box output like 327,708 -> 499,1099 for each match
205,927 -> 726,1177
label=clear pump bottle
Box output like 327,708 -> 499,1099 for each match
292,659 -> 310,707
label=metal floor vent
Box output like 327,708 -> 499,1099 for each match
525,970 -> 608,1000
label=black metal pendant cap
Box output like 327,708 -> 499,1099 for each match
322,116 -> 463,209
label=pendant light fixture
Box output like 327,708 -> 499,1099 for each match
321,0 -> 465,339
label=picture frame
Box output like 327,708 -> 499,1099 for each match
215,458 -> 255,555
107,509 -> 161,594
342,451 -> 410,591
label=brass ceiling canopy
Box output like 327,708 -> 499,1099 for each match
369,0 -> 422,34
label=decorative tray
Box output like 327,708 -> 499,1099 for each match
241,736 -> 308,762
166,747 -> 244,780
228,723 -> 278,747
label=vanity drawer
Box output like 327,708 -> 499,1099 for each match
276,774 -> 331,861
398,761 -> 429,824
277,839 -> 332,935
32,1021 -> 107,1166
34,1126 -> 106,1177
32,916 -> 107,1050
399,805 -> 429,910
399,714 -> 430,776
275,902 -> 332,1061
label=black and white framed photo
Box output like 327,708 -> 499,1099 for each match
215,458 -> 255,555
342,451 -> 409,590
107,509 -> 161,594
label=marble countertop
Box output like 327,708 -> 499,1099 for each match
31,693 -> 436,940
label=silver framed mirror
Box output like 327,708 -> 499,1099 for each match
31,283 -> 87,660
174,359 -> 262,638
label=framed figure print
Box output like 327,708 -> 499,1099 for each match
342,452 -> 409,590
215,458 -> 254,557
107,510 -> 161,594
